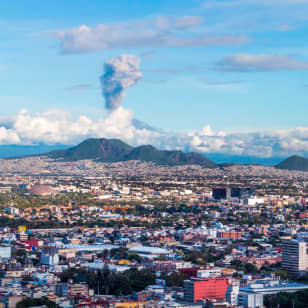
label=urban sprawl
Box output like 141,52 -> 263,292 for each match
0,157 -> 308,307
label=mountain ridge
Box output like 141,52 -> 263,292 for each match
1,140 -> 307,171
46,138 -> 217,168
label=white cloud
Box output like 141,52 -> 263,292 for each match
11,109 -> 93,145
1,108 -> 308,158
216,54 -> 308,72
50,16 -> 249,54
0,127 -> 20,145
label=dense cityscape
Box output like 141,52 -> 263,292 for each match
0,153 -> 307,308
2,0 -> 308,307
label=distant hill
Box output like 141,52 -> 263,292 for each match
275,155 -> 308,171
48,138 -> 133,162
3,139 -> 307,171
206,153 -> 284,166
46,138 -> 217,168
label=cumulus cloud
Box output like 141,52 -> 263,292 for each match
8,109 -> 93,145
100,55 -> 142,111
0,108 -> 163,147
186,127 -> 308,158
50,16 -> 249,54
0,127 -> 20,145
216,54 -> 308,72
0,108 -> 308,158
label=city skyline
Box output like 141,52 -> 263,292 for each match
1,0 -> 308,158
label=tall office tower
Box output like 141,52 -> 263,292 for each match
282,240 -> 308,277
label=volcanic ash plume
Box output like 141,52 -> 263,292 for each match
100,55 -> 142,111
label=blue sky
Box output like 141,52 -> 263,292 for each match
0,0 -> 308,158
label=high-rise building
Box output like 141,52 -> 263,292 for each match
231,187 -> 255,199
212,188 -> 231,200
184,278 -> 228,303
282,240 -> 308,277
212,187 -> 255,200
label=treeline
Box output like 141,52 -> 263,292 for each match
0,216 -> 68,229
161,271 -> 190,287
60,267 -> 156,295
264,290 -> 308,308
0,215 -> 157,229
230,259 -> 259,274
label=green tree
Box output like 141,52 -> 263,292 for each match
162,271 -> 190,287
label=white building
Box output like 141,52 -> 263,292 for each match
197,268 -> 221,278
226,285 -> 239,306
238,292 -> 263,308
40,249 -> 59,266
244,197 -> 264,206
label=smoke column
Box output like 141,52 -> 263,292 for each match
100,55 -> 142,111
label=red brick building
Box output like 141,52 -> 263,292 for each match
218,231 -> 242,239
